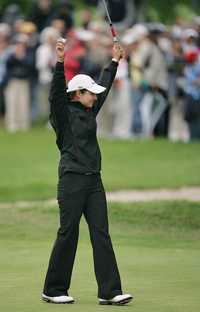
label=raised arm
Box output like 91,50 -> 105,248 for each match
49,39 -> 68,115
94,43 -> 124,116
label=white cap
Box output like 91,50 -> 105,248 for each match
75,29 -> 95,42
66,74 -> 106,94
132,24 -> 148,37
122,29 -> 138,45
122,24 -> 148,45
171,26 -> 183,39
183,28 -> 198,39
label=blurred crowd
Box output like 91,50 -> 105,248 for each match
1,0 -> 200,141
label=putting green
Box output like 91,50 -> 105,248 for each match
0,201 -> 200,312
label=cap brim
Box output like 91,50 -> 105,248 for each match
66,83 -> 106,94
87,83 -> 106,94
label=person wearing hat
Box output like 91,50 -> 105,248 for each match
42,39 -> 133,305
5,33 -> 32,132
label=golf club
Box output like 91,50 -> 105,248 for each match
101,0 -> 118,42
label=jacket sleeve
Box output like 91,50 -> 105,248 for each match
93,60 -> 118,116
49,62 -> 69,127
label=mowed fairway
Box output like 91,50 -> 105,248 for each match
0,201 -> 200,312
0,128 -> 200,201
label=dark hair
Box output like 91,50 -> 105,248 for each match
67,89 -> 87,100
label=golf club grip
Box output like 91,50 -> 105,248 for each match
110,24 -> 118,42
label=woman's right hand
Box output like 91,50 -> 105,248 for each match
56,38 -> 66,63
112,43 -> 125,62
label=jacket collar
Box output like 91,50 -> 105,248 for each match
68,101 -> 91,112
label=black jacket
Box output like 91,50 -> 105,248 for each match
6,52 -> 32,80
49,60 -> 118,177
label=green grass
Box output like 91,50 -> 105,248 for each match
0,200 -> 200,312
0,127 -> 200,202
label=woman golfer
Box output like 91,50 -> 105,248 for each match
42,38 -> 132,305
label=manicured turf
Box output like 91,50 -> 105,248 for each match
0,127 -> 200,201
0,201 -> 200,312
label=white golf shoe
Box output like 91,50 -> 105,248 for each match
99,294 -> 133,305
42,293 -> 74,304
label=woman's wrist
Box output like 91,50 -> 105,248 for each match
112,58 -> 119,63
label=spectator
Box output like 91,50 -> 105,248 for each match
0,1 -> 200,141
79,9 -> 92,30
64,30 -> 86,81
51,19 -> 66,37
0,23 -> 11,120
11,18 -> 25,40
28,0 -> 55,33
136,24 -> 169,137
1,4 -> 23,27
127,24 -> 149,135
5,34 -> 31,132
182,28 -> 198,53
184,50 -> 200,140
111,58 -> 132,138
76,29 -> 103,79
19,21 -> 40,123
192,16 -> 200,48
167,36 -> 189,142
52,0 -> 74,34
36,27 -> 59,119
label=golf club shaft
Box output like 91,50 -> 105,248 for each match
101,0 -> 118,42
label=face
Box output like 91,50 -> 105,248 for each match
77,90 -> 97,108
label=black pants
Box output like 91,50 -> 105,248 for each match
43,172 -> 122,299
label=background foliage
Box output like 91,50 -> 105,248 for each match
0,0 -> 200,24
